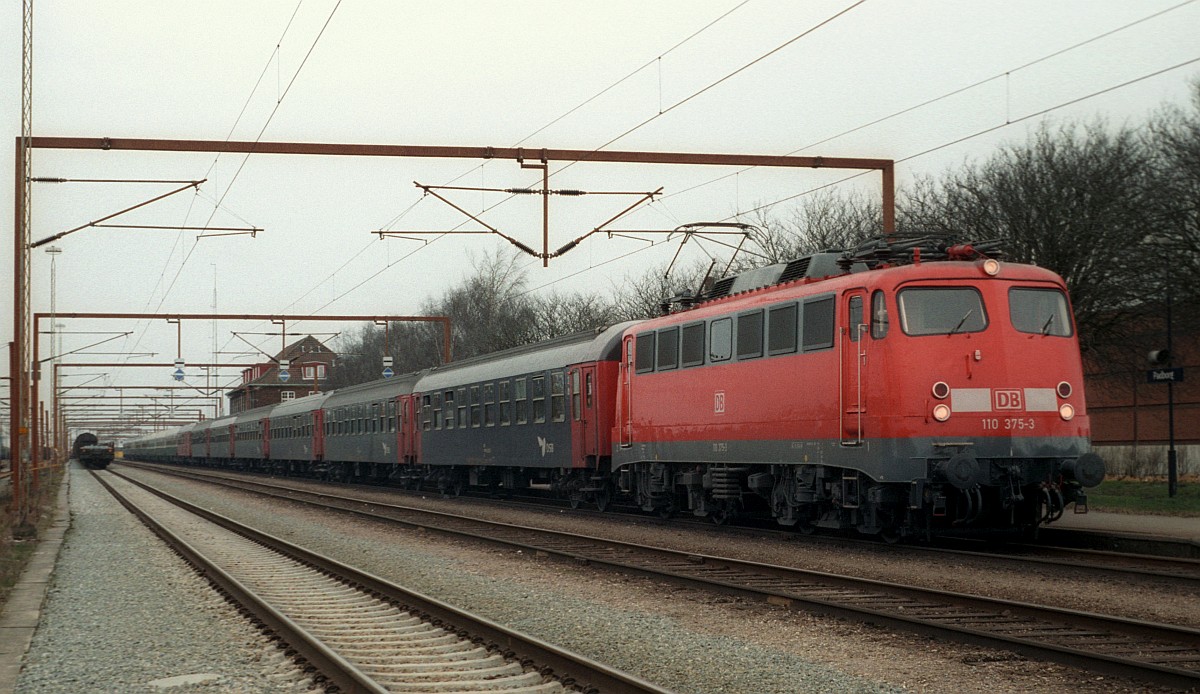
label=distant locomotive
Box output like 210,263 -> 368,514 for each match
72,432 -> 115,470
125,237 -> 1104,540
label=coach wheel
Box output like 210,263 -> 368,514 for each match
593,485 -> 612,512
568,493 -> 584,510
656,503 -> 676,519
797,521 -> 816,535
880,527 -> 902,544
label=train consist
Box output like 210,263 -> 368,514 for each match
126,237 -> 1105,540
71,432 -> 115,470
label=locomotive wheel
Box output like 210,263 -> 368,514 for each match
568,493 -> 584,510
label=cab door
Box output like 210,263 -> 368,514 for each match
619,336 -> 634,447
569,365 -> 599,467
841,290 -> 868,444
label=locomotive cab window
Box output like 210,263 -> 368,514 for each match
871,290 -> 889,339
898,287 -> 988,336
635,332 -> 656,373
1009,287 -> 1072,337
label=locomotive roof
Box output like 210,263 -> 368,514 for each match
416,321 -> 638,391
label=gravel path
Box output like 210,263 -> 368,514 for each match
121,465 -> 1182,693
15,465 -> 314,693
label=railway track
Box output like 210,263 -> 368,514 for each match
122,460 -> 1200,585
117,462 -> 1200,690
93,469 -> 671,694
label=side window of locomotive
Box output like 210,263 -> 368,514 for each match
499,380 -> 511,426
1009,287 -> 1072,337
767,303 -> 798,355
681,322 -> 705,367
898,287 -> 988,336
532,375 -> 547,423
515,378 -> 528,424
551,371 -> 566,422
871,290 -> 889,339
737,310 -> 764,359
802,295 -> 835,351
657,327 -> 679,370
635,332 -> 656,374
849,295 -> 864,342
709,317 -> 733,362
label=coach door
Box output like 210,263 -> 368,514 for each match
619,337 -> 634,447
569,365 -> 599,467
841,290 -> 868,445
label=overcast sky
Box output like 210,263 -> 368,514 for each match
3,1 -> 1198,421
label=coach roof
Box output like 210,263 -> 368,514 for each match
416,322 -> 637,392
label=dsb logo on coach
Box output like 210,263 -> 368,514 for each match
993,389 -> 1023,411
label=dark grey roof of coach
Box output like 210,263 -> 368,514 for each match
416,322 -> 637,392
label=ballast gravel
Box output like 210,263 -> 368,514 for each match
15,466 -> 315,693
116,466 -> 1180,694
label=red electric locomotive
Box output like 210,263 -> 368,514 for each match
612,238 -> 1104,539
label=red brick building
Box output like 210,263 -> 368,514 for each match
227,336 -> 337,414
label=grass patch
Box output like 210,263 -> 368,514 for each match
1087,478 -> 1200,516
0,468 -> 66,609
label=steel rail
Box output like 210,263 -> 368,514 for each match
105,468 -> 673,694
90,470 -> 386,693
120,462 -> 1200,690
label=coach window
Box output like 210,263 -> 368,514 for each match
515,378 -> 528,424
387,401 -> 396,432
871,291 -> 889,339
635,332 -> 656,373
737,310 -> 764,360
431,395 -> 441,430
499,380 -> 511,425
551,371 -> 566,422
470,385 -> 481,427
849,295 -> 865,343
457,387 -> 467,428
767,303 -> 798,355
379,402 -> 386,432
484,382 -> 496,426
444,390 -> 456,429
681,322 -> 705,367
656,327 -> 679,370
897,287 -> 987,336
709,317 -> 732,362
803,295 -> 835,351
422,395 -> 432,431
532,375 -> 547,423
571,370 -> 581,420
371,403 -> 380,433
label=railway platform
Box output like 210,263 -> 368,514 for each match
1054,508 -> 1199,542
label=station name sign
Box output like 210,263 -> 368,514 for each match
1147,367 -> 1185,384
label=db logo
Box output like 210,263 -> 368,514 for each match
714,391 -> 726,415
994,389 -> 1023,410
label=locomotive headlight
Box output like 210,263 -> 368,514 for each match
981,258 -> 1001,276
1057,381 -> 1072,398
1059,403 -> 1075,421
932,404 -> 952,422
931,381 -> 950,399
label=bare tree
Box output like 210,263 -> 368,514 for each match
900,120 -> 1154,352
